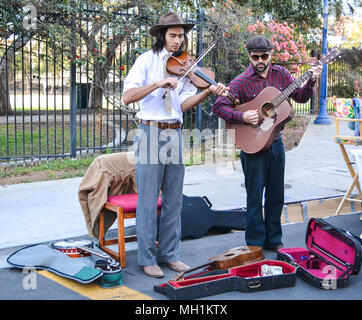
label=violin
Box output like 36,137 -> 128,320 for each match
167,50 -> 216,89
164,50 -> 239,106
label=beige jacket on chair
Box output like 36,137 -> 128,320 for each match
78,152 -> 137,238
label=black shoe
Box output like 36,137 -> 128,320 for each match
264,244 -> 284,252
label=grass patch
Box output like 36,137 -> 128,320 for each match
0,155 -> 99,185
0,121 -> 114,158
0,156 -> 96,178
0,115 -> 312,185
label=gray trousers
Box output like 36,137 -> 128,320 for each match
134,123 -> 184,266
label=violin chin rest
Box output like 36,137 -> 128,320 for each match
172,50 -> 183,57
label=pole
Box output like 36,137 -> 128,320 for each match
196,8 -> 203,131
314,0 -> 331,124
69,46 -> 77,158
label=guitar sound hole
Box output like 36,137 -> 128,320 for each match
261,103 -> 276,118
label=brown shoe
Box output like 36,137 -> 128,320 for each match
143,265 -> 164,278
167,261 -> 190,272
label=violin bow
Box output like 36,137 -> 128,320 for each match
162,40 -> 217,99
178,40 -> 217,81
171,261 -> 213,281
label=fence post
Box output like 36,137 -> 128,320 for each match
309,51 -> 317,114
69,49 -> 77,158
195,8 -> 203,131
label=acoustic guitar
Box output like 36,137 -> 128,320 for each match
226,48 -> 341,154
172,245 -> 264,281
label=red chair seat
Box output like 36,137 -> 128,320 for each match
107,194 -> 162,213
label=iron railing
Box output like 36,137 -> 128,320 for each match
0,7 -> 351,163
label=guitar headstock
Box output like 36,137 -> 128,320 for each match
319,48 -> 341,65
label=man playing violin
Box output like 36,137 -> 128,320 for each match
212,35 -> 322,252
122,12 -> 228,278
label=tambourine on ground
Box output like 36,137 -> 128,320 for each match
50,239 -> 94,258
51,239 -> 123,288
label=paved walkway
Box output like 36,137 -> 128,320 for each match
0,115 -> 357,252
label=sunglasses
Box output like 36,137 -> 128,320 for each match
250,53 -> 270,61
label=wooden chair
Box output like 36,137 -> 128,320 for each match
98,194 -> 162,268
334,117 -> 362,215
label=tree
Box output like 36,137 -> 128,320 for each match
235,0 -> 360,32
0,0 -> 235,115
0,0 -> 31,115
1,0 -> 358,116
0,0 -> 146,115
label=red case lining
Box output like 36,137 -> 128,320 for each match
168,260 -> 296,288
278,247 -> 348,279
306,219 -> 356,270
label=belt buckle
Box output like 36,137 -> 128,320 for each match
160,122 -> 171,130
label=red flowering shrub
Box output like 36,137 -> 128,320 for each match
247,20 -> 314,73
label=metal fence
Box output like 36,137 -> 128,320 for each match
0,8 -> 350,163
0,9 -> 211,163
285,61 -> 351,115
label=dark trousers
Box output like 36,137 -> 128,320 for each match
240,138 -> 285,248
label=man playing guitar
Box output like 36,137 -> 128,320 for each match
212,35 -> 322,251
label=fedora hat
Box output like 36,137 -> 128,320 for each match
149,12 -> 194,36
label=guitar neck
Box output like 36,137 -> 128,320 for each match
271,70 -> 313,107
173,261 -> 212,281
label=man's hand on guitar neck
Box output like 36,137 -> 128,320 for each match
243,110 -> 259,126
309,65 -> 323,81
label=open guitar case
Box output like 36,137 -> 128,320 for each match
154,252 -> 297,300
154,246 -> 298,300
158,195 -> 247,239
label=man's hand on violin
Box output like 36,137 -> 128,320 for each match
208,83 -> 229,96
158,77 -> 178,90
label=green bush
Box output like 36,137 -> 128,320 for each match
330,82 -> 359,98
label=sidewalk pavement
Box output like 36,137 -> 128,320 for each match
0,115 -> 358,264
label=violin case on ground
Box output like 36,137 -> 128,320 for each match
154,260 -> 297,300
277,218 -> 361,289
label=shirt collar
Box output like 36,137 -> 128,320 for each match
158,47 -> 172,61
245,64 -> 255,76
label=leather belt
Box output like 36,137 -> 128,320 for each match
140,120 -> 182,130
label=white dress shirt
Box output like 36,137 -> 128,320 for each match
123,47 -> 197,123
